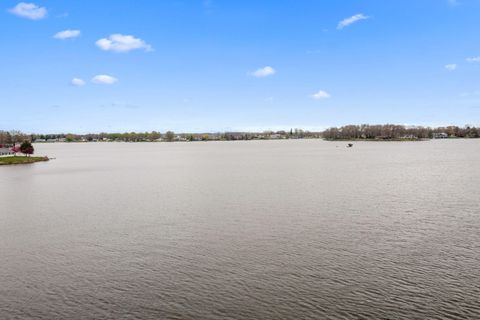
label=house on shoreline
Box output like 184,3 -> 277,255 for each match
0,147 -> 15,157
432,132 -> 449,139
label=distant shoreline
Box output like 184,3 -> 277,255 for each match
323,138 -> 431,142
32,137 -> 472,144
3,124 -> 479,145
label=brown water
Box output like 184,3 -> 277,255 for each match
1,140 -> 479,319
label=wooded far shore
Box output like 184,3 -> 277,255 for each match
1,124 -> 479,144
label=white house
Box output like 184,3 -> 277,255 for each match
433,132 -> 449,139
0,148 -> 14,157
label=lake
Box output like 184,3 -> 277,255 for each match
1,140 -> 479,319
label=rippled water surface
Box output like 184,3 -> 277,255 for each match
1,140 -> 480,319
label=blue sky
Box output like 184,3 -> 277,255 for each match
1,0 -> 480,133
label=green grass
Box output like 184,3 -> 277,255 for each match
0,156 -> 49,165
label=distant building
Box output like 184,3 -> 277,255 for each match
269,134 -> 283,139
433,132 -> 449,139
401,135 -> 417,140
0,148 -> 14,157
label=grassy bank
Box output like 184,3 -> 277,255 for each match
0,156 -> 49,166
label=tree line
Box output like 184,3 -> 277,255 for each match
2,125 -> 479,145
2,129 -> 321,143
0,130 -> 31,146
322,124 -> 480,140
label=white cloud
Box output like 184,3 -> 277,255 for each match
54,30 -> 81,40
445,64 -> 457,71
251,66 -> 276,78
337,14 -> 369,30
466,56 -> 480,63
311,90 -> 331,100
92,75 -> 118,85
71,78 -> 86,86
95,34 -> 152,53
8,2 -> 47,20
448,0 -> 460,6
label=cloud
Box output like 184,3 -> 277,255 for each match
447,0 -> 460,6
337,14 -> 369,30
54,29 -> 81,40
71,78 -> 86,86
445,64 -> 457,71
311,90 -> 331,100
251,66 -> 276,78
96,34 -> 153,53
466,56 -> 480,63
8,2 -> 47,20
92,75 -> 118,84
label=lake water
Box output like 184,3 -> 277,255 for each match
1,140 -> 479,319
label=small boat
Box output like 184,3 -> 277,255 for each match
347,143 -> 353,148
